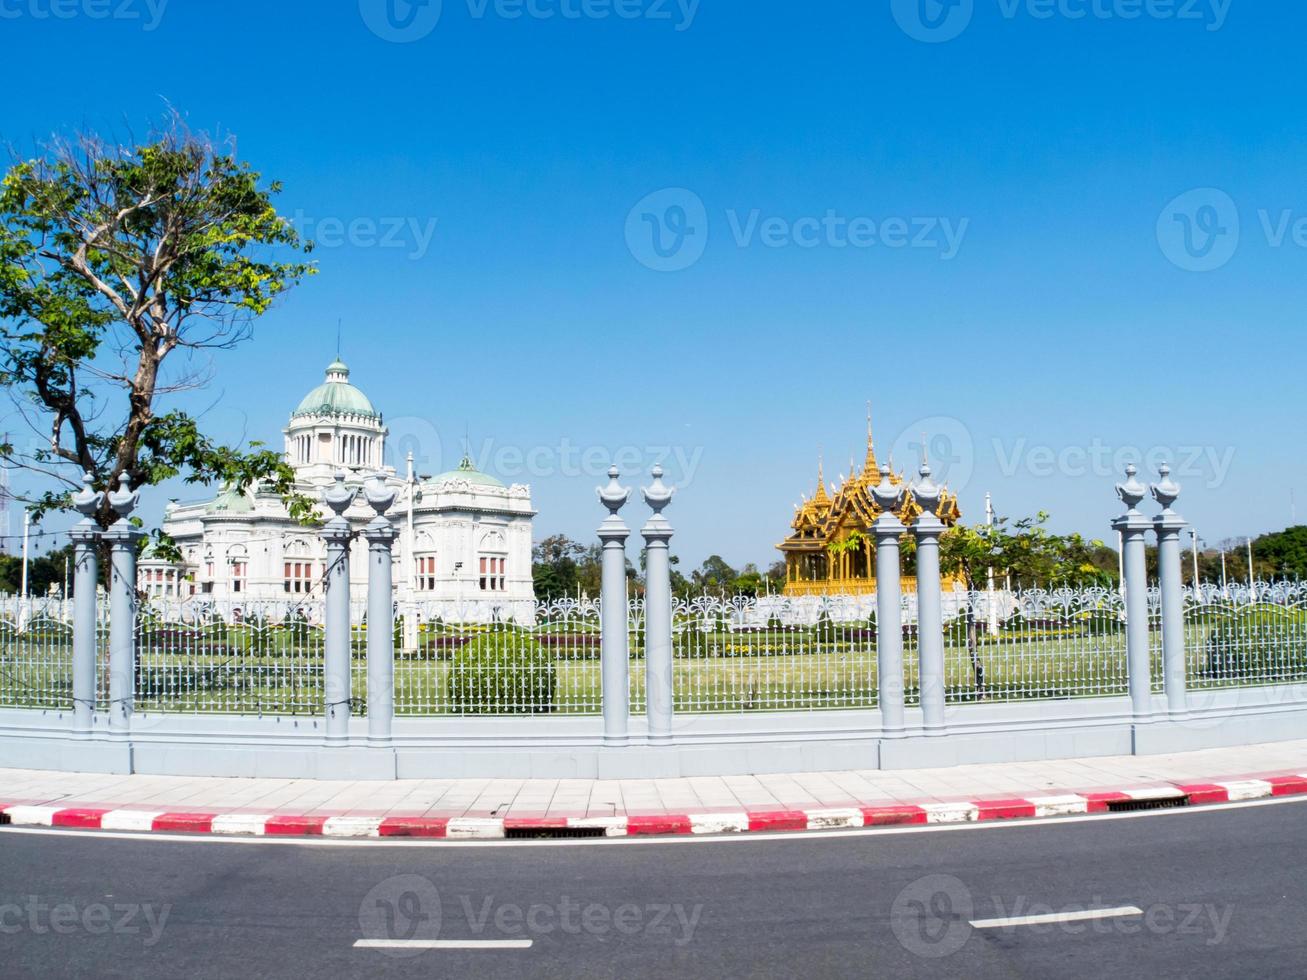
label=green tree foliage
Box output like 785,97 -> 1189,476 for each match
940,512 -> 1115,689
0,543 -> 76,595
531,534 -> 603,600
1253,526 -> 1307,579
0,115 -> 316,534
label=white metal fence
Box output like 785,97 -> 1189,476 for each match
1183,582 -> 1307,689
1,582 -> 1304,717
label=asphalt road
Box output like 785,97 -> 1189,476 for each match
2,799 -> 1306,979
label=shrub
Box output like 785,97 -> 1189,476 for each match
446,630 -> 556,714
1201,606 -> 1307,682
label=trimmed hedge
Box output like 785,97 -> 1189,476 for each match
446,631 -> 556,714
1201,606 -> 1307,681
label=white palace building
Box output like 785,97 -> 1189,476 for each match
139,358 -> 536,620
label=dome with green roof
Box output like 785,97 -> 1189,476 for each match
430,455 -> 505,489
207,484 -> 254,515
291,359 -> 380,420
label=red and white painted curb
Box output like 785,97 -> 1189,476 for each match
3,772 -> 1305,840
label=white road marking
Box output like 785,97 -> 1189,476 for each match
354,939 -> 533,950
971,905 -> 1144,929
3,791 -> 1304,849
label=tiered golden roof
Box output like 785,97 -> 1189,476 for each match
778,410 -> 961,596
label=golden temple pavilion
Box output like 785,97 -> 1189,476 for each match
778,415 -> 962,596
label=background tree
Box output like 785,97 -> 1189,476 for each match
0,115 -> 316,543
1251,526 -> 1306,580
940,511 -> 1114,690
0,542 -> 76,596
531,534 -> 603,600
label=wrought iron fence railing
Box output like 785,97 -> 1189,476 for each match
1,582 -> 1304,718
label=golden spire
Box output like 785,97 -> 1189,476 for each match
813,450 -> 830,506
863,402 -> 879,476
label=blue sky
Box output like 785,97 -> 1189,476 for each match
2,0 -> 1303,567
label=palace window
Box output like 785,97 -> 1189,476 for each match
231,562 -> 247,594
416,555 -> 437,591
283,561 -> 316,594
479,556 -> 506,592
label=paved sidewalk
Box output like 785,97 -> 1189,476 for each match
3,740 -> 1306,838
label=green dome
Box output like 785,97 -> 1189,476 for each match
291,359 -> 380,420
207,485 -> 254,514
431,455 -> 505,489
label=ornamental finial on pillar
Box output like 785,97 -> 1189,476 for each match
364,472 -> 397,517
107,473 -> 139,522
642,465 -> 674,515
1115,463 -> 1147,516
71,472 -> 103,521
598,465 -> 630,516
1150,462 -> 1182,516
911,457 -> 943,519
641,465 -> 675,538
871,462 -> 904,513
323,469 -> 357,519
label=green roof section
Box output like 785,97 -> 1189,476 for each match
430,455 -> 506,489
207,484 -> 254,515
291,358 -> 380,420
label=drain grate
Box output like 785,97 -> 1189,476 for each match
505,826 -> 607,840
1105,795 -> 1191,813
